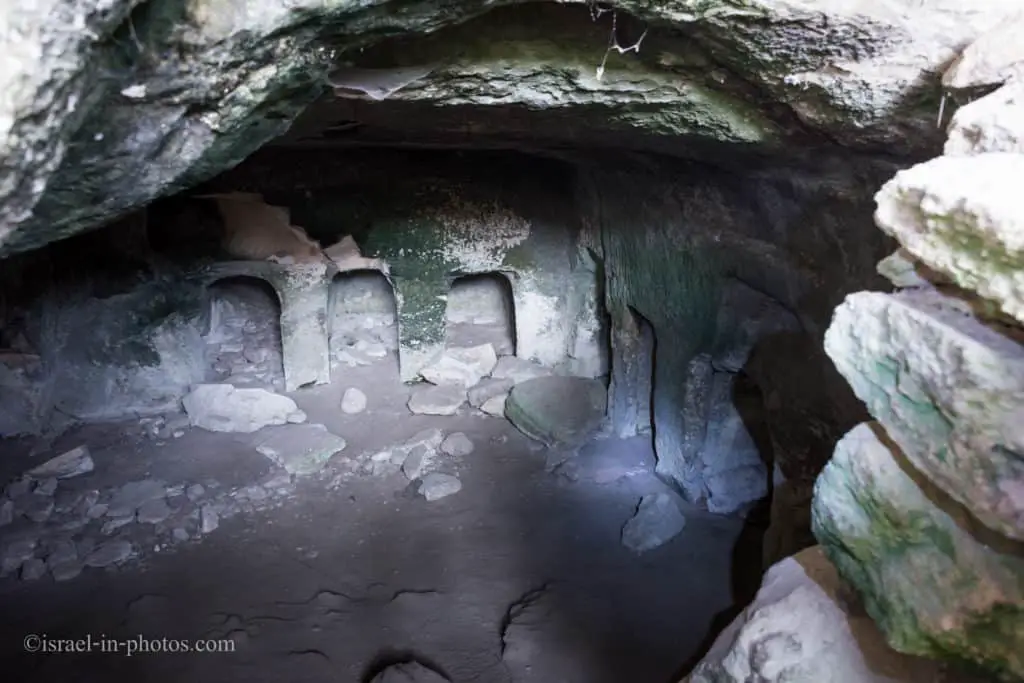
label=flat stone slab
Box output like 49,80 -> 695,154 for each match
407,384 -> 466,416
419,473 -> 462,502
505,376 -> 606,448
621,493 -> 686,554
183,384 -> 306,433
25,445 -> 94,480
253,423 -> 347,476
491,355 -> 550,384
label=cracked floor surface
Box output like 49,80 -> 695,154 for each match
0,350 -> 759,682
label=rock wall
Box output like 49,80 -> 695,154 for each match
578,154 -> 891,520
0,219 -> 209,435
204,149 -> 605,382
812,33 -> 1024,681
2,0 -> 1019,257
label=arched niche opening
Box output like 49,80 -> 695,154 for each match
446,272 -> 517,356
328,269 -> 399,369
204,276 -> 284,390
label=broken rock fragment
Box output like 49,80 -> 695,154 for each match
418,473 -> 462,502
25,445 -> 94,480
621,493 -> 686,553
419,344 -> 497,388
407,384 -> 466,416
183,384 -> 306,433
253,423 -> 347,476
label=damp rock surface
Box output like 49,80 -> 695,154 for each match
812,423 -> 1024,679
253,424 -> 347,476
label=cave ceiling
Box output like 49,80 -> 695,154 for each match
0,0 -> 1019,256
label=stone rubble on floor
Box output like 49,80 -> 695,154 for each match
418,473 -> 463,502
403,342 -> 558,419
440,432 -> 474,457
0,442 -> 313,584
407,384 -> 467,416
620,492 -> 687,554
183,383 -> 307,433
253,423 -> 347,476
24,445 -> 95,479
341,387 -> 368,414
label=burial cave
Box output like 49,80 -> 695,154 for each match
1,2 -> 1021,683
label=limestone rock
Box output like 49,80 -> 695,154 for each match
183,384 -> 306,433
136,498 -> 172,525
84,540 -> 133,569
621,493 -> 686,554
945,82 -> 1024,155
876,249 -> 952,289
341,387 -> 368,414
200,505 -> 219,534
942,12 -> 1024,89
479,394 -> 508,417
0,0 -> 1017,257
371,429 -> 445,480
253,423 -> 346,476
824,290 -> 1024,541
812,423 -> 1024,680
490,356 -> 549,385
369,661 -> 450,683
25,445 -> 94,480
107,479 -> 167,518
401,445 -> 438,481
440,432 -> 474,457
407,384 -> 466,416
419,344 -> 497,388
874,154 -> 1024,323
684,546 -> 982,683
467,377 -> 514,408
2,538 -> 37,576
505,376 -> 606,448
20,558 -> 46,581
418,473 -> 462,502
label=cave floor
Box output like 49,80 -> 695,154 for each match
0,346 -> 759,683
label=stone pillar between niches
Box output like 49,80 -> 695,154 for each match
509,273 -> 567,368
274,263 -> 331,391
393,275 -> 448,383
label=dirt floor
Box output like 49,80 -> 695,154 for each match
0,305 -> 765,683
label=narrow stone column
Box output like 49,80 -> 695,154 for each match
392,276 -> 448,383
275,263 -> 331,391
